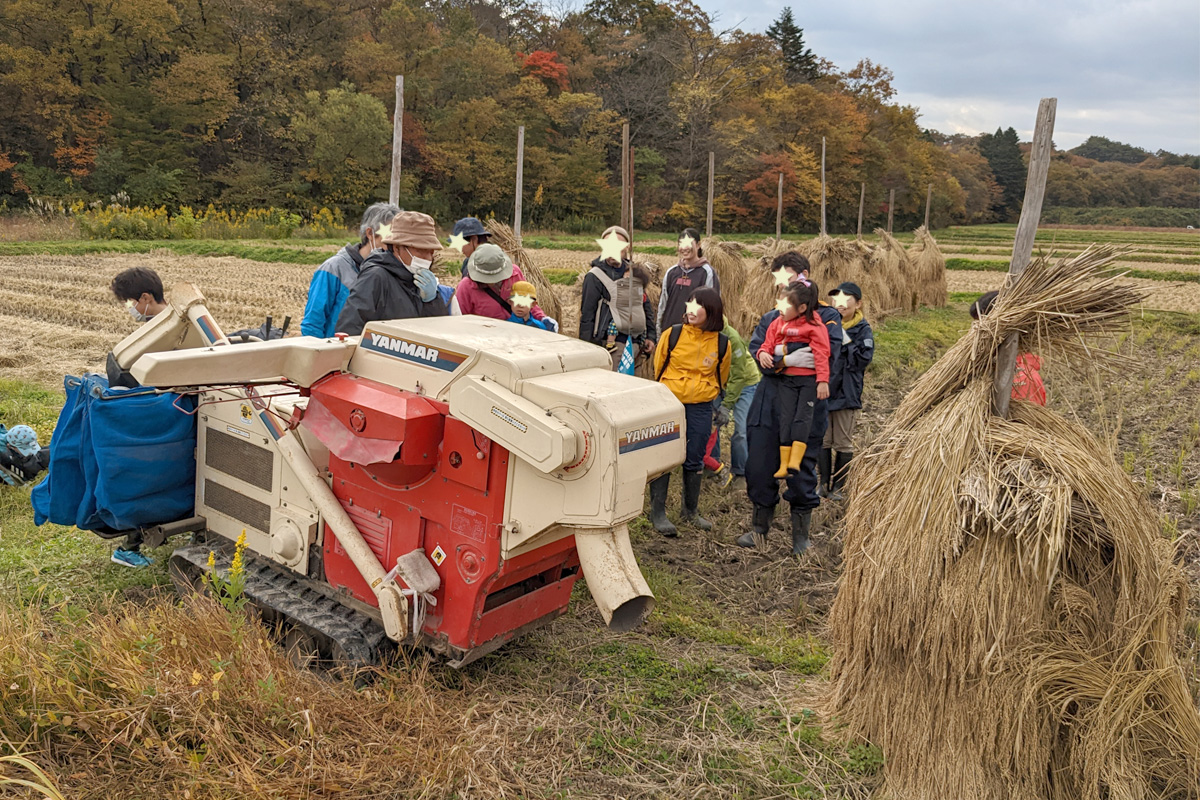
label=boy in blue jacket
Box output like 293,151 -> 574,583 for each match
507,281 -> 553,330
820,282 -> 873,501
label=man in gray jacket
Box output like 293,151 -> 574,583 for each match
300,202 -> 400,337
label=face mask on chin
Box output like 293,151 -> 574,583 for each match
125,299 -> 152,323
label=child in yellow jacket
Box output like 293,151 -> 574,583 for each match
648,287 -> 732,536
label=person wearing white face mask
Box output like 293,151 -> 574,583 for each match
334,210 -> 448,336
111,267 -> 171,323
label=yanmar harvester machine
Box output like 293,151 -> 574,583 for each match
108,285 -> 684,667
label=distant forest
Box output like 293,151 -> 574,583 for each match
1,0 -> 1196,231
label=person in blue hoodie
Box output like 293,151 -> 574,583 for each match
300,202 -> 400,338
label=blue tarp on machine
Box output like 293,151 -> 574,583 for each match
32,374 -> 197,532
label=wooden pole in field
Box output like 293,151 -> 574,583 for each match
620,122 -> 631,233
388,75 -> 404,206
924,183 -> 932,229
992,97 -> 1057,419
820,137 -> 827,236
706,151 -> 715,237
887,188 -> 895,234
628,146 -> 635,240
857,182 -> 865,237
514,125 -> 525,239
776,172 -> 783,238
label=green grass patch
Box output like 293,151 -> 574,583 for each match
641,565 -> 828,673
946,257 -> 1009,271
542,268 -> 580,285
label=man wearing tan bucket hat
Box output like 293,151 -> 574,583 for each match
335,210 -> 448,335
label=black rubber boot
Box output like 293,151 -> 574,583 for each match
830,451 -> 853,501
817,447 -> 833,496
790,505 -> 811,555
737,504 -> 774,548
648,474 -> 677,537
681,470 -> 712,530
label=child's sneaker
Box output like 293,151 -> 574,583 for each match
112,548 -> 152,569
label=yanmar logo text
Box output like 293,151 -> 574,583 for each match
619,420 -> 680,454
360,330 -> 467,371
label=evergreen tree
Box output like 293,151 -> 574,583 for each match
767,8 -> 819,83
1070,135 -> 1151,164
978,127 -> 1027,220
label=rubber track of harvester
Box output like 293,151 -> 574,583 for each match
170,541 -> 390,670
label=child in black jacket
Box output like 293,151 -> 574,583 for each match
821,282 -> 873,500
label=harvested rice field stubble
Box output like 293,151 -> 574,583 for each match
0,226 -> 1197,799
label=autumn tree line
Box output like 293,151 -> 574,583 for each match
0,0 -> 1196,233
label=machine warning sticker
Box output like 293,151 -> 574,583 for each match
360,330 -> 468,372
619,420 -> 680,454
450,504 -> 489,543
430,545 -> 447,567
239,404 -> 254,424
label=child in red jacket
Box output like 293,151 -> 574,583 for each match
757,280 -> 831,478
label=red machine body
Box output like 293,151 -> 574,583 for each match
310,373 -> 582,662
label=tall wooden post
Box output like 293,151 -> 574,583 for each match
992,98 -> 1057,418
820,137 -> 827,236
924,183 -> 932,229
620,123 -> 631,233
389,76 -> 404,206
857,182 -> 865,237
776,172 -> 783,238
887,188 -> 895,234
514,126 -> 525,239
628,146 -> 635,239
706,151 -> 715,237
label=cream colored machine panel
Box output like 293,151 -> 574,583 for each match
349,315 -> 610,399
501,370 -> 685,558
195,389 -> 324,573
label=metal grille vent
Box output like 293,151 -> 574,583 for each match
205,427 -> 274,491
204,479 -> 271,533
344,503 -> 392,562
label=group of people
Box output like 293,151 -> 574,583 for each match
301,206 -> 559,339
602,234 -> 875,555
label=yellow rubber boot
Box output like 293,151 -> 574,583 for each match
773,446 -> 791,478
787,441 -> 807,474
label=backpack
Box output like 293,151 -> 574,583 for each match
588,266 -> 647,338
655,324 -> 730,397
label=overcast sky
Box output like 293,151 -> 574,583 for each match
611,0 -> 1200,154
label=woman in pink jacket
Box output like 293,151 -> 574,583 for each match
451,243 -> 558,331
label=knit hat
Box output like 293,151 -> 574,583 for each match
510,280 -> 537,309
5,425 -> 40,457
601,225 -> 630,243
379,210 -> 442,250
466,243 -> 514,284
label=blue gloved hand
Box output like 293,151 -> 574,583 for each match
542,316 -> 559,333
414,268 -> 439,303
